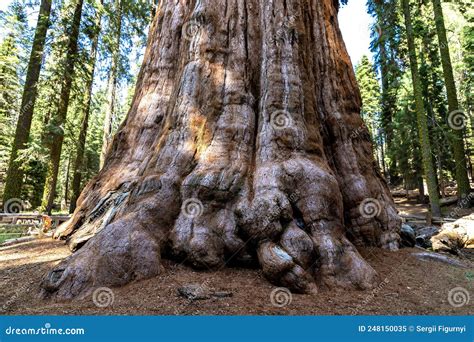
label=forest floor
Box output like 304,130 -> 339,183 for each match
1,236 -> 473,315
394,195 -> 473,218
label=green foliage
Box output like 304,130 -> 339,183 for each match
0,0 -> 153,211
365,0 -> 472,196
0,0 -> 29,195
355,55 -> 381,137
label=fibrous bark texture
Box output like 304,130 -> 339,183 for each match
41,0 -> 401,299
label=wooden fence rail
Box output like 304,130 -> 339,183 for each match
0,213 -> 70,228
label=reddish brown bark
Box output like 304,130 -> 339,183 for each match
42,0 -> 400,299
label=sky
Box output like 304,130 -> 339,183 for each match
0,0 -> 373,66
339,0 -> 374,66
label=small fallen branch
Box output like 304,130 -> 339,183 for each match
0,236 -> 36,247
439,196 -> 459,206
400,214 -> 456,224
412,251 -> 468,268
177,284 -> 233,301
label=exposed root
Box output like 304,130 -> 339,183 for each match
42,214 -> 163,299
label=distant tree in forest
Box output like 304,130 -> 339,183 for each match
431,0 -> 471,203
100,0 -> 122,168
460,5 -> 474,183
416,1 -> 452,198
70,0 -> 104,213
0,1 -> 29,197
367,0 -> 404,182
0,0 -> 152,212
99,0 -> 151,168
355,55 -> 381,137
364,0 -> 470,203
401,0 -> 441,216
41,0 -> 85,214
2,0 -> 52,207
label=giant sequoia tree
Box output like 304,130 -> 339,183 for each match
41,0 -> 401,299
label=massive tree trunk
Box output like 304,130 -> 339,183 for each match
41,0 -> 401,300
2,0 -> 52,205
41,0 -> 84,214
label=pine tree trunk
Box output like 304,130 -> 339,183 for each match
380,54 -> 395,182
373,2 -> 397,184
432,0 -> 471,202
100,0 -> 122,168
380,139 -> 387,176
41,0 -> 401,300
2,0 -> 52,205
70,3 -> 103,213
401,0 -> 441,216
41,0 -> 84,214
64,155 -> 71,207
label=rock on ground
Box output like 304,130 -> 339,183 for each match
431,214 -> 474,254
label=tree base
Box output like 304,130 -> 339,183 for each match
41,0 -> 400,300
41,157 -> 396,299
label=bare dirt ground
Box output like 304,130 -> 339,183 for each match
1,238 -> 472,315
394,197 -> 430,217
394,196 -> 473,218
